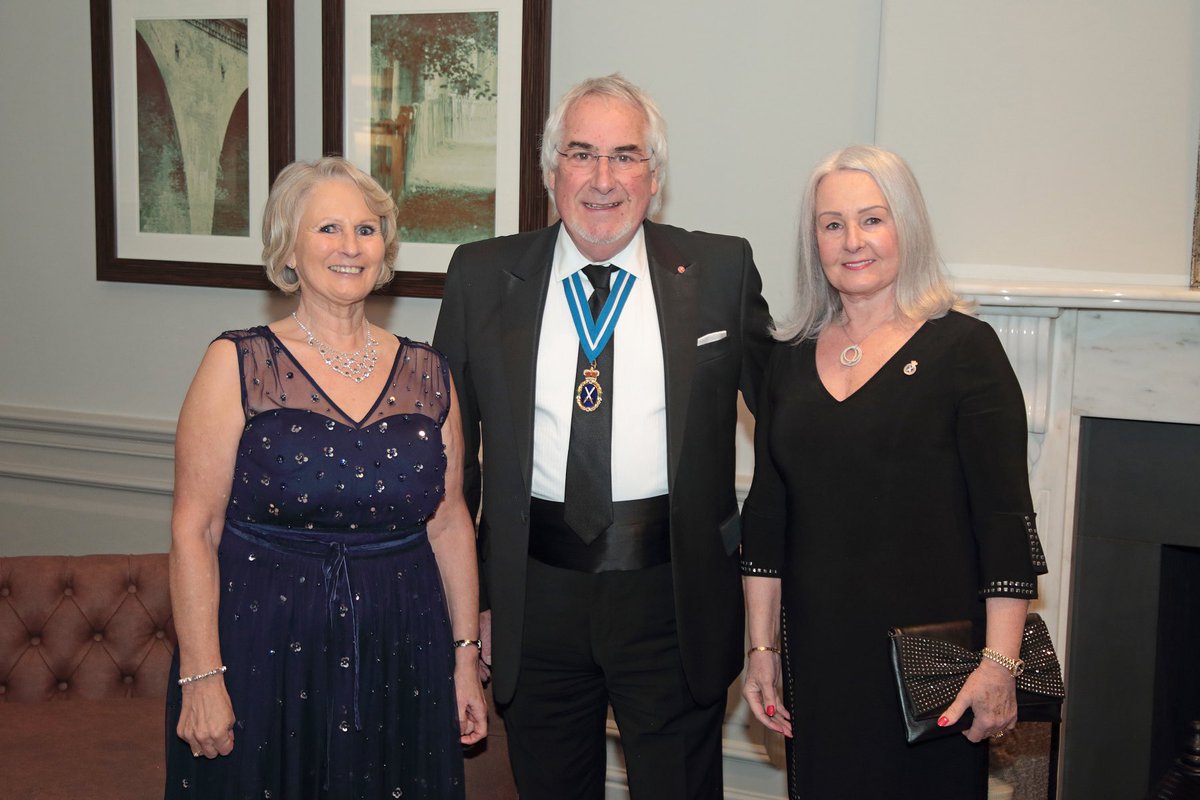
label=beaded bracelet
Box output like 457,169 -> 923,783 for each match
747,645 -> 781,657
453,639 -> 483,651
178,665 -> 227,686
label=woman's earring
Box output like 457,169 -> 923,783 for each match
283,264 -> 298,284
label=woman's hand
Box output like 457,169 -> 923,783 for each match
455,649 -> 489,746
742,650 -> 793,738
176,678 -> 236,758
938,657 -> 1018,743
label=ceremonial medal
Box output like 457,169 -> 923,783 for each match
563,267 -> 636,411
575,365 -> 603,412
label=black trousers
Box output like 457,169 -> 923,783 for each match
500,556 -> 725,800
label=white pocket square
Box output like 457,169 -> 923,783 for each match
697,330 -> 727,346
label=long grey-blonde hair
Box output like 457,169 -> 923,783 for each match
773,144 -> 968,343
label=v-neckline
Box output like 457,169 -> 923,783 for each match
265,327 -> 403,428
815,320 -> 927,404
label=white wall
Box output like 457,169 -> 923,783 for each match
2,1 -> 1196,424
876,0 -> 1200,286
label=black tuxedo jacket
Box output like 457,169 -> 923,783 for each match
433,220 -> 773,706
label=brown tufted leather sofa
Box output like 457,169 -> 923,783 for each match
0,553 -> 517,799
0,553 -> 174,798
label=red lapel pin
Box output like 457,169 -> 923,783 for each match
676,265 -> 686,274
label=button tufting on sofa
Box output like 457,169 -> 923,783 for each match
0,554 -> 175,703
0,553 -> 177,799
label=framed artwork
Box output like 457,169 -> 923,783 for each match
91,0 -> 294,290
323,0 -> 551,297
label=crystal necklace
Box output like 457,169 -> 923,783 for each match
838,316 -> 894,367
292,312 -> 379,383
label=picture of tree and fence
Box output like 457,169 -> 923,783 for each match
370,12 -> 499,244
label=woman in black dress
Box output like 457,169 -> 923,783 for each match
740,145 -> 1047,798
165,157 -> 487,798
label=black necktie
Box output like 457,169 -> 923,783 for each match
563,264 -> 615,544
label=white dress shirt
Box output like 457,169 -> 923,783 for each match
531,226 -> 669,502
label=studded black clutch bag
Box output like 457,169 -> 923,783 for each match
888,613 -> 1065,744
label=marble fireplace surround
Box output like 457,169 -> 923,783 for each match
965,280 -> 1200,793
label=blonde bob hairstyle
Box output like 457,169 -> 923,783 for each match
539,73 -> 668,216
261,157 -> 399,294
773,144 -> 970,343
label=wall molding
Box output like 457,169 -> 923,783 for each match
0,404 -> 175,496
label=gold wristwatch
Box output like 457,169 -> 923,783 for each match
981,647 -> 1025,677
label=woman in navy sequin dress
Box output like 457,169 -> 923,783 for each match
165,157 -> 487,799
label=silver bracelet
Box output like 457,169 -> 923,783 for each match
452,639 -> 482,651
178,665 -> 227,686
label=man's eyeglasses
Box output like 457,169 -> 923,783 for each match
555,148 -> 652,172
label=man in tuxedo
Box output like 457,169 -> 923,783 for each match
433,74 -> 772,799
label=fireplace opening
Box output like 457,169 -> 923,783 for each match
1063,417 -> 1200,799
1151,545 -> 1200,785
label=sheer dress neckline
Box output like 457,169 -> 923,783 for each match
263,327 -> 404,428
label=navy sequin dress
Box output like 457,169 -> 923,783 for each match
165,327 -> 465,800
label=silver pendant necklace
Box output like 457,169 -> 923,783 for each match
838,317 -> 893,367
292,312 -> 379,383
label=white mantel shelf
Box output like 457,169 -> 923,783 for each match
955,279 -> 1200,313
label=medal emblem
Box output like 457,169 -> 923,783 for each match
575,366 -> 603,412
562,267 -> 635,414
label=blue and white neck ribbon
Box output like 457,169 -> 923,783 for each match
563,267 -> 636,363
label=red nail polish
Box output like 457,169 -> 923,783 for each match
937,716 -> 950,727
766,705 -> 776,717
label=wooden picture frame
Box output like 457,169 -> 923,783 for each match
91,0 -> 295,290
322,0 -> 551,297
1192,131 -> 1199,289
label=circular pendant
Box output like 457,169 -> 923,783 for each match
839,344 -> 863,367
575,368 -> 603,412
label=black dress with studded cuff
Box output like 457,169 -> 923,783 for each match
740,311 -> 1048,799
